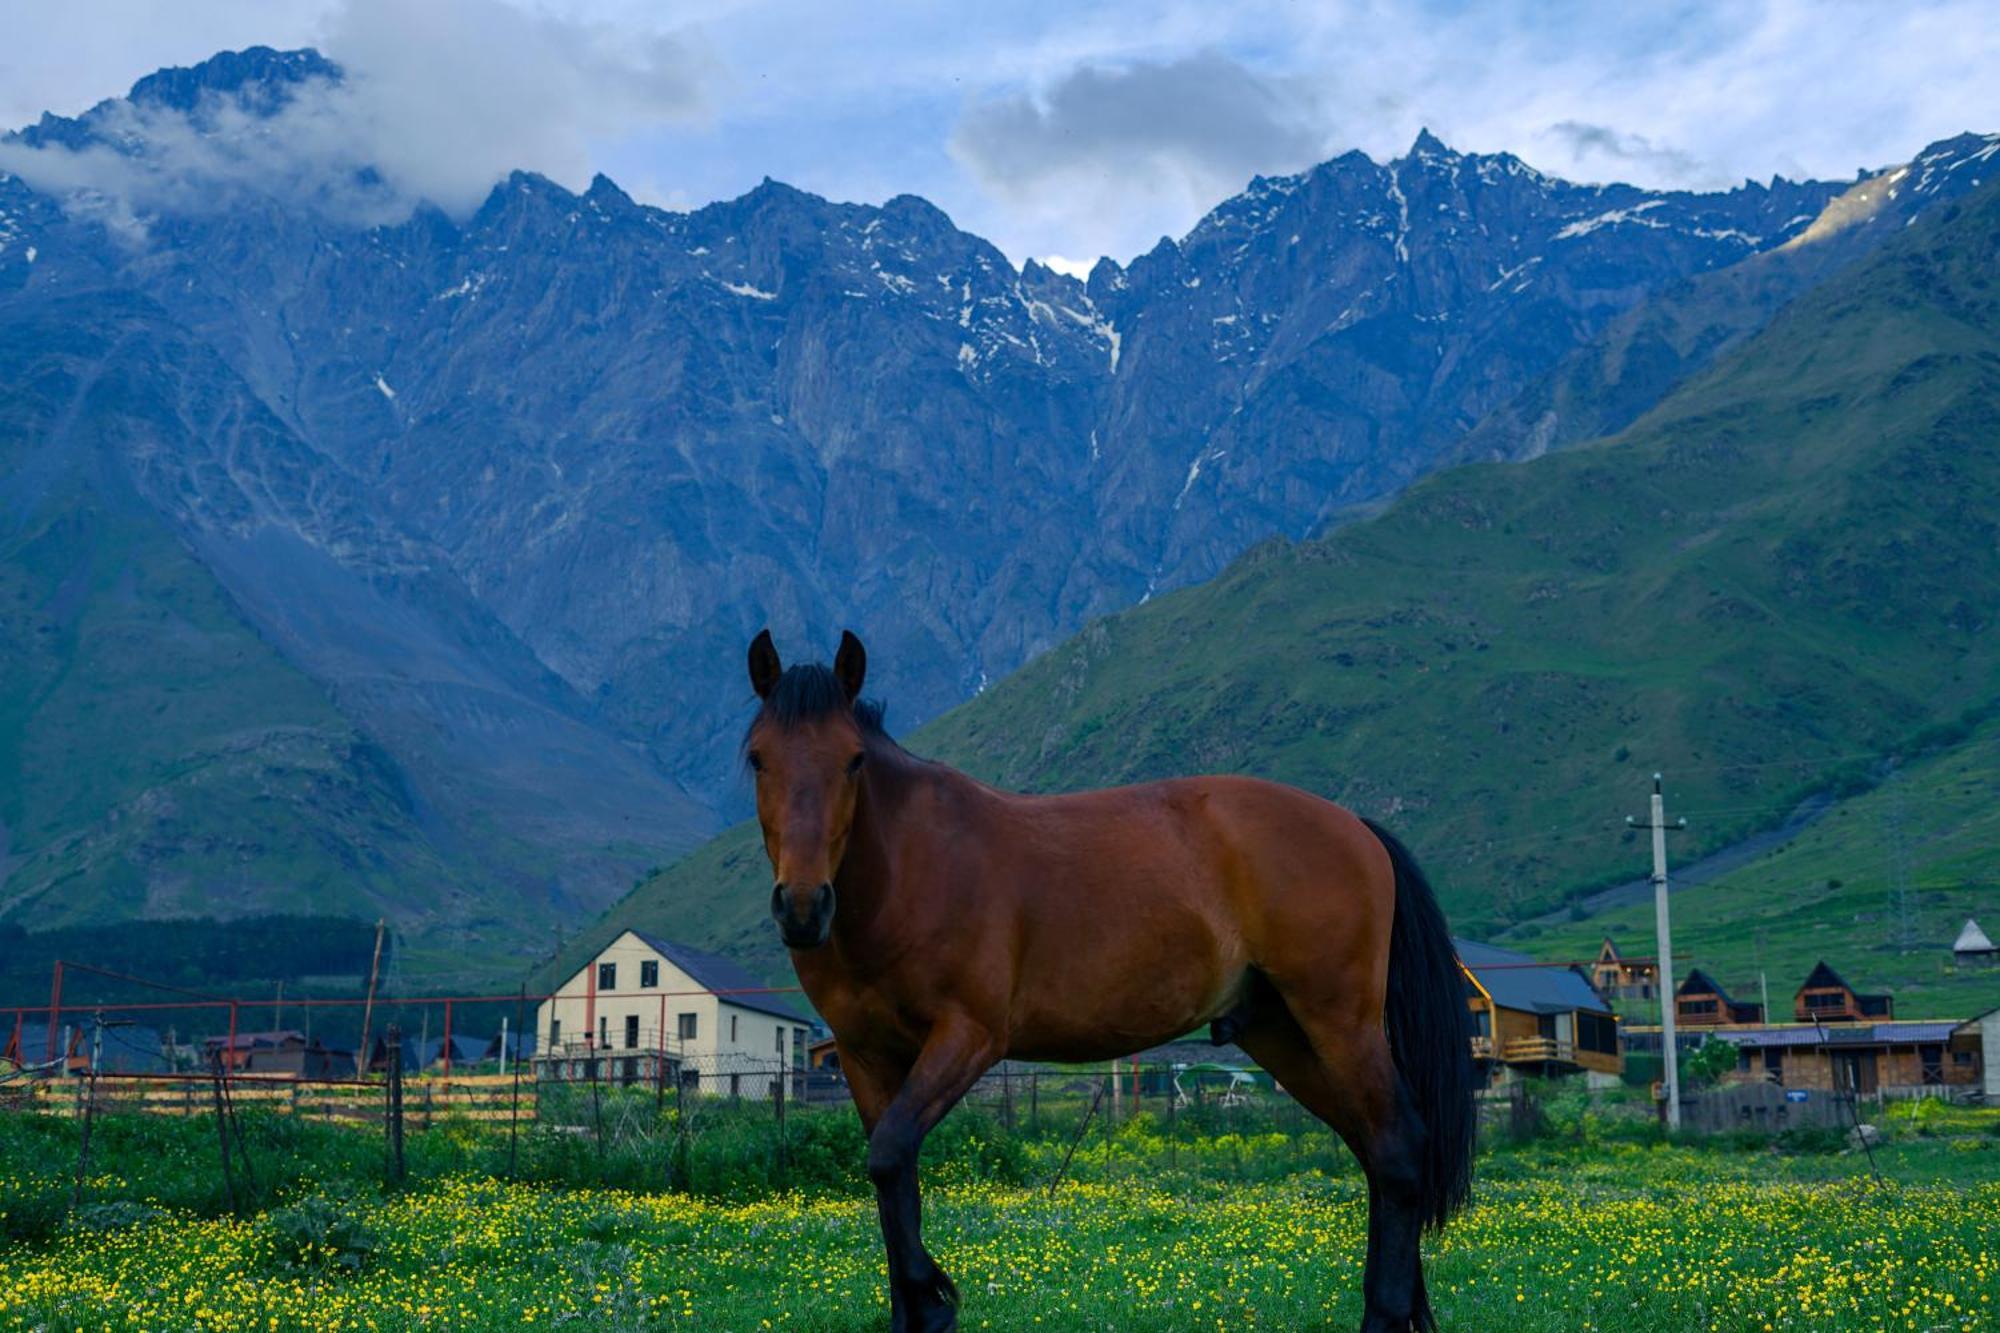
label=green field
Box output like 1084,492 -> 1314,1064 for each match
2,1092 -> 1996,1330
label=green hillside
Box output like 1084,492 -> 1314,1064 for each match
550,180 -> 2000,994
1516,716 -> 2000,1022
0,297 -> 477,940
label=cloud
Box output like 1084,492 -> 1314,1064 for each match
1542,121 -> 1708,186
949,51 -> 1329,258
0,0 -> 711,236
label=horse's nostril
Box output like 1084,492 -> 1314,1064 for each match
770,883 -> 787,919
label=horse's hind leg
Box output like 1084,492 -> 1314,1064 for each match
1238,1004 -> 1435,1333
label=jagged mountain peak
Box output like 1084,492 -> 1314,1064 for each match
125,46 -> 341,112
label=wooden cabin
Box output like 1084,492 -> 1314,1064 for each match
1675,968 -> 1764,1027
1716,1020 -> 1975,1096
1793,960 -> 1893,1023
1591,936 -> 1660,1001
1458,939 -> 1621,1085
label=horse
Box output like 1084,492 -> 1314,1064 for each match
742,629 -> 1474,1332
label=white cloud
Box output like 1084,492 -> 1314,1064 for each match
950,51 -> 1328,259
0,0 -> 711,235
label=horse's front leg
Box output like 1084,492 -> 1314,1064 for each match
864,1014 -> 998,1333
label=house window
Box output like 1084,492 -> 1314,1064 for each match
625,1015 -> 640,1050
677,1012 -> 698,1041
1764,1048 -> 1784,1084
775,1027 -> 785,1054
1577,1012 -> 1618,1055
1804,991 -> 1846,1011
730,1014 -> 739,1043
598,1017 -> 608,1049
1955,1050 -> 1975,1068
1682,999 -> 1718,1017
640,960 -> 659,988
550,1019 -> 562,1048
793,1027 -> 808,1070
598,962 -> 617,991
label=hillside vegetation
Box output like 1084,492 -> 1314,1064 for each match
1519,715 -> 2000,1020
563,179 -> 2000,993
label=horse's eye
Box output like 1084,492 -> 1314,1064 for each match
846,752 -> 866,777
748,751 -> 764,773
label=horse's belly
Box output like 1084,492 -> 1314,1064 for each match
1004,922 -> 1246,1062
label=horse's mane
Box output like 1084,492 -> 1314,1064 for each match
745,663 -> 891,760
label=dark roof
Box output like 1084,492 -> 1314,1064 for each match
1678,968 -> 1744,1004
1800,959 -> 1851,992
410,1035 -> 488,1068
203,1029 -> 305,1050
1714,1021 -> 1961,1048
630,930 -> 807,1021
1455,939 -> 1612,1016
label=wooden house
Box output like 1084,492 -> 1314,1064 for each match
1457,939 -> 1621,1084
535,929 -> 813,1098
202,1029 -> 307,1073
1717,1020 -> 1974,1096
1590,937 -> 1660,1001
1792,960 -> 1893,1022
1675,968 -> 1764,1026
1955,1009 -> 1998,1099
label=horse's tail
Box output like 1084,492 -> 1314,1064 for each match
1363,817 -> 1475,1234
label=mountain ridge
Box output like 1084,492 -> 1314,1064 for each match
564,170 -> 2000,991
3,46 -> 1992,974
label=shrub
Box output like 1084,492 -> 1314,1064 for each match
260,1194 -> 381,1274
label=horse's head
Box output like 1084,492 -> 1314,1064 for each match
743,628 -> 871,950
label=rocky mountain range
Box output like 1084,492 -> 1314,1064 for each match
2,46 -> 1991,963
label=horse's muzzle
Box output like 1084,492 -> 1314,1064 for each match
772,881 -> 835,949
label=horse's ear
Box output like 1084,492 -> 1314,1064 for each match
833,630 -> 867,702
748,629 -> 783,700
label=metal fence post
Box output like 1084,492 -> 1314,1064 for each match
386,1022 -> 406,1184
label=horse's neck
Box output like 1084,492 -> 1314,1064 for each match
834,740 -> 955,943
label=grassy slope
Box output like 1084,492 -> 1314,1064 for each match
1516,715 -> 2000,1020
555,181 -> 2000,994
0,296 -> 475,938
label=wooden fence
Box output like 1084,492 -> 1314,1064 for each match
29,1073 -> 535,1127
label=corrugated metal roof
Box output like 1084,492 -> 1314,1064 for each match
1705,1021 -> 1961,1048
632,930 -> 808,1022
1455,938 -> 1612,1016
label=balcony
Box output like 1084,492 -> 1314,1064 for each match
1501,1036 -> 1576,1064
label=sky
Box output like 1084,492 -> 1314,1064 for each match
0,0 -> 1994,272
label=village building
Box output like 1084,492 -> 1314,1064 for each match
1457,939 -> 1622,1086
1674,968 -> 1765,1026
1954,918 -> 1997,967
1792,960 -> 1893,1022
1627,961 -> 1987,1100
1957,1008 -> 1999,1100
535,930 -> 813,1099
1590,937 -> 1661,1001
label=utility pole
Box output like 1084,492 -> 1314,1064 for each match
355,919 -> 386,1079
1627,773 -> 1688,1131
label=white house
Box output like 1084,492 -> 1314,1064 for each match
536,930 -> 813,1099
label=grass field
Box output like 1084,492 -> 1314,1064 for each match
2,1094 -> 1995,1330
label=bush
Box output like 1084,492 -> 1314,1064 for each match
260,1194 -> 380,1274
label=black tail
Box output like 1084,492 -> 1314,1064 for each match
1364,817 -> 1475,1234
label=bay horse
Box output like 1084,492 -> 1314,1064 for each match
743,630 -> 1474,1332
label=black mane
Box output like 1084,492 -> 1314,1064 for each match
746,663 -> 889,757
